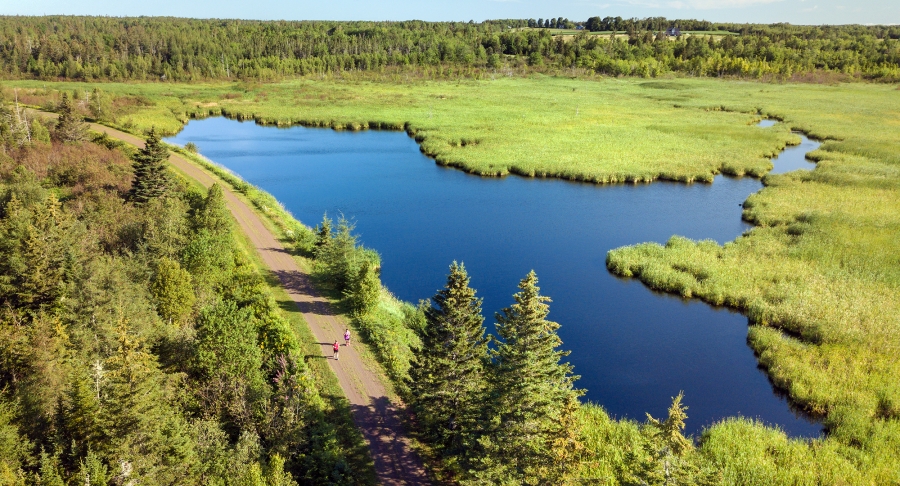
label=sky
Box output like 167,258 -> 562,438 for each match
1,0 -> 897,25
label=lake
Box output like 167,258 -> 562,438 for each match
167,118 -> 822,437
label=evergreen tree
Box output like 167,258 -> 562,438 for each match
150,257 -> 195,326
30,119 -> 51,144
193,184 -> 231,234
129,128 -> 170,204
193,301 -> 269,438
408,262 -> 488,455
344,263 -> 380,316
631,392 -> 714,486
485,270 -> 581,483
313,214 -> 331,256
54,92 -> 87,143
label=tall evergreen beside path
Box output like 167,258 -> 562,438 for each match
486,270 -> 582,483
37,112 -> 430,485
408,262 -> 489,457
130,128 -> 171,204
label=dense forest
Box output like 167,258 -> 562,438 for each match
0,16 -> 898,81
0,96 -> 367,484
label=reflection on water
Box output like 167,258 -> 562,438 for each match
167,118 -> 823,437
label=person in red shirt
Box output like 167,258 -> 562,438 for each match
333,340 -> 340,360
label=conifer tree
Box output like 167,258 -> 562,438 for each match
344,263 -> 380,316
129,128 -> 170,204
193,184 -> 231,234
150,257 -> 195,326
54,92 -> 87,143
408,262 -> 488,454
313,214 -> 331,256
486,270 -> 582,483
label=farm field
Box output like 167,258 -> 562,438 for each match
5,74 -> 900,482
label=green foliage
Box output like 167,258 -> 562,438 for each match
192,300 -> 269,438
408,262 -> 489,455
30,119 -> 50,144
343,264 -> 380,317
76,450 -> 108,486
0,193 -> 80,312
646,391 -> 693,457
314,214 -> 331,256
53,92 -> 88,143
481,271 -> 582,483
151,257 -> 195,326
193,184 -> 232,234
129,128 -> 170,204
1,17 -> 898,81
0,131 -> 360,484
0,398 -> 29,483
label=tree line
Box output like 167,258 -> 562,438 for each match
0,94 -> 366,484
0,16 -> 897,81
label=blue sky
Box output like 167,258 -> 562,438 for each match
2,0 -> 897,25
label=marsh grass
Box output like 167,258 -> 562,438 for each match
607,79 -> 900,482
5,76 -> 805,184
14,75 -> 900,482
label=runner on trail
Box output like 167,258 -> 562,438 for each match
333,340 -> 340,360
344,329 -> 351,346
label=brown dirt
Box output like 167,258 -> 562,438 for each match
43,113 -> 430,485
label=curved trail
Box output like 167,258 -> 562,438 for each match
88,120 -> 430,485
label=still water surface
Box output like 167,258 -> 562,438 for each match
167,118 -> 821,437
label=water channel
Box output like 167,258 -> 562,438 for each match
167,118 -> 822,437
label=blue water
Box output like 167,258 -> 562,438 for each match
167,118 -> 822,437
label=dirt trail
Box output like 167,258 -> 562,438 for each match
87,121 -> 431,485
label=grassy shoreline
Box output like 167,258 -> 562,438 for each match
12,75 -> 899,482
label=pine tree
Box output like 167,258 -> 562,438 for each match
646,391 -> 693,457
129,128 -> 170,204
344,263 -> 380,316
193,184 -> 231,234
150,257 -> 195,326
486,270 -> 581,483
313,214 -> 331,256
54,92 -> 87,143
631,392 -> 715,485
408,262 -> 488,454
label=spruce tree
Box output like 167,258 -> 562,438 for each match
408,262 -> 488,455
54,92 -> 87,143
313,214 -> 331,256
129,128 -> 170,204
487,270 -> 582,483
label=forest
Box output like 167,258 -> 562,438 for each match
0,16 -> 898,81
0,96 -> 373,485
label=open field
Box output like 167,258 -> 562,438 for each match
6,75 -> 900,482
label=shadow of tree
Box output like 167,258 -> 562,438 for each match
349,396 -> 430,485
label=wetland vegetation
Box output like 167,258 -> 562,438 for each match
1,13 -> 899,486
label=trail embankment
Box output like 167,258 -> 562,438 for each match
79,118 -> 430,486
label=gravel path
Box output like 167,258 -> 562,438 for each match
87,121 -> 431,485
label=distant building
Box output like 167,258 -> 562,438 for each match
666,27 -> 681,37
576,25 -> 585,30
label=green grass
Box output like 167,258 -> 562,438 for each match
6,77 -> 806,183
10,75 -> 900,482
